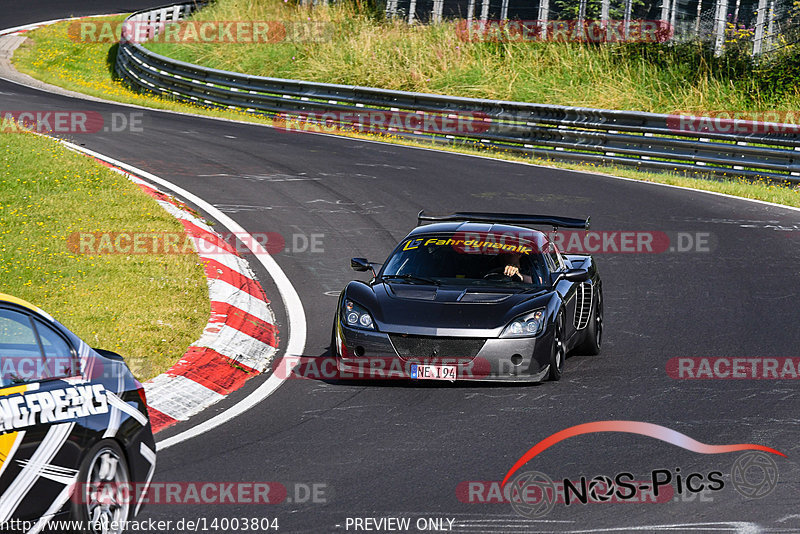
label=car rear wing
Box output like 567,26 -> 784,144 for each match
417,211 -> 590,231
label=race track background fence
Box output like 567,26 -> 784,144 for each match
115,2 -> 800,184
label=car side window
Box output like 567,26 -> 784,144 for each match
547,243 -> 564,271
0,308 -> 42,386
33,319 -> 78,379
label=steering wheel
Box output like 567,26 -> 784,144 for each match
483,266 -> 516,281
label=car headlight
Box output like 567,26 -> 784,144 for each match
501,309 -> 546,338
342,299 -> 375,330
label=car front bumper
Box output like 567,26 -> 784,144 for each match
334,322 -> 553,382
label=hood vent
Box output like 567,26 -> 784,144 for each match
388,286 -> 437,301
458,291 -> 512,303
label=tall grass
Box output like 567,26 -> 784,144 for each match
145,0 -> 800,113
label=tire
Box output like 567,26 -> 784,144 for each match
70,440 -> 131,534
548,312 -> 566,381
576,287 -> 603,356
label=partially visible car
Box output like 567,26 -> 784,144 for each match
0,293 -> 155,533
332,212 -> 603,382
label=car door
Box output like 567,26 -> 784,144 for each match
0,306 -> 88,523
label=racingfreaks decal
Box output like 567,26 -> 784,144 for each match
0,384 -> 109,432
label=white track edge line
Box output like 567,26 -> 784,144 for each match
57,139 -> 307,451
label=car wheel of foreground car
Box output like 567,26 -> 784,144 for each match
548,313 -> 566,381
71,440 -> 131,534
577,289 -> 603,356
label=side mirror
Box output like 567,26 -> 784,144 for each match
563,268 -> 590,283
351,258 -> 373,273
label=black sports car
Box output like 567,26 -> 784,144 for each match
332,212 -> 603,382
0,293 -> 156,533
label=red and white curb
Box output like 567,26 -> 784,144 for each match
49,140 -> 304,451
80,158 -> 280,434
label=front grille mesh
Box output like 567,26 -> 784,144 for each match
389,335 -> 485,362
575,283 -> 593,329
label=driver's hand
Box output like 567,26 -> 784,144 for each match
504,265 -> 523,280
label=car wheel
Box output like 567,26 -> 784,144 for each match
548,312 -> 566,381
71,440 -> 131,534
577,287 -> 603,355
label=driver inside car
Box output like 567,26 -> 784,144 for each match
500,252 -> 546,284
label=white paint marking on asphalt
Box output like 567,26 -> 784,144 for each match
56,141 -> 307,451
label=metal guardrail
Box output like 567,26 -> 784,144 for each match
115,2 -> 800,183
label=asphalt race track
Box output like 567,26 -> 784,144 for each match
0,2 -> 164,29
2,4 -> 800,532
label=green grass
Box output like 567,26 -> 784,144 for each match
143,0 -> 800,113
0,129 -> 209,380
12,15 -> 260,119
10,12 -> 800,210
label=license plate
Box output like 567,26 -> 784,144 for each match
410,364 -> 457,382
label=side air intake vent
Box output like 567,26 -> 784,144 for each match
575,283 -> 593,329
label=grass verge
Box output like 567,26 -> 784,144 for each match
142,0 -> 800,113
0,129 -> 209,379
9,13 -> 800,209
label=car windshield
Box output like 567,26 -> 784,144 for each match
381,232 -> 550,288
